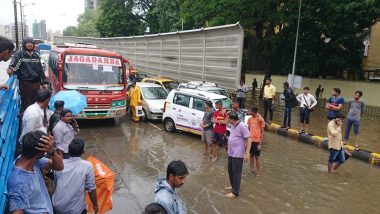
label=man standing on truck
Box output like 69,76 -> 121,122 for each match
130,81 -> 141,122
7,37 -> 45,114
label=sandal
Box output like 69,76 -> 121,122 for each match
224,186 -> 232,190
224,193 -> 236,198
355,146 -> 360,151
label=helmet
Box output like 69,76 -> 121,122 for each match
22,37 -> 35,50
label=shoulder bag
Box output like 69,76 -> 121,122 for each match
303,95 -> 314,112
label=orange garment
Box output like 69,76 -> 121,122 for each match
85,156 -> 115,214
247,116 -> 265,143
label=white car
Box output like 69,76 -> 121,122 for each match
137,82 -> 168,121
178,82 -> 230,98
162,89 -> 232,135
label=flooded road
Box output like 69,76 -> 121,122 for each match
79,118 -> 380,214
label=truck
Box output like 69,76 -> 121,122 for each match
47,45 -> 129,120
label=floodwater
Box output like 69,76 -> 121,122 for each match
79,117 -> 380,214
246,92 -> 380,152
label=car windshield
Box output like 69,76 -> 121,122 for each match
63,55 -> 124,89
209,89 -> 229,97
212,98 -> 232,109
162,81 -> 179,91
142,87 -> 168,100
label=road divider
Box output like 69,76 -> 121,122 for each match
265,122 -> 380,167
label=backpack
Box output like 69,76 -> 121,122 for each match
289,91 -> 298,108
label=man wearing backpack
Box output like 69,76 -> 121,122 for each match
281,82 -> 297,129
296,87 -> 317,134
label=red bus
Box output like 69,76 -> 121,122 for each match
47,46 -> 129,120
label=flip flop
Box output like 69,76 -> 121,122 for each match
224,193 -> 236,198
224,187 -> 232,190
355,146 -> 360,151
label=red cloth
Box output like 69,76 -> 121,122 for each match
213,109 -> 227,134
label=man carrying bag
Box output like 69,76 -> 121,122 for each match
296,86 -> 317,134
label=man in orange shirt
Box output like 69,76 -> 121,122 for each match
247,107 -> 265,176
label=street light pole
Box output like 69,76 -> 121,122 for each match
13,0 -> 19,49
290,0 -> 302,88
19,0 -> 24,40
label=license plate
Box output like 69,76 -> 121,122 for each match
87,115 -> 105,119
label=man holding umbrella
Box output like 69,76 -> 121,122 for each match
129,81 -> 141,122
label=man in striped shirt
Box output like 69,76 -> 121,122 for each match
8,37 -> 45,114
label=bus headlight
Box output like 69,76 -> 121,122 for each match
111,100 -> 126,108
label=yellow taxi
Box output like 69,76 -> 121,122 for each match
141,77 -> 179,92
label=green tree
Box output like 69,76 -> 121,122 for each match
62,26 -> 78,36
135,0 -> 181,33
77,9 -> 100,37
97,0 -> 141,37
180,0 -> 380,79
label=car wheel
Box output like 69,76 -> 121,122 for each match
141,109 -> 148,122
164,118 -> 176,132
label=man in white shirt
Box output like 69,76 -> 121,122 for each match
296,87 -> 317,134
20,89 -> 51,140
236,79 -> 248,108
53,138 -> 98,214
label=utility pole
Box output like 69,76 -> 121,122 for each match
19,0 -> 24,40
13,0 -> 19,49
290,0 -> 302,88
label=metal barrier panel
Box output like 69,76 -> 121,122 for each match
55,23 -> 244,91
0,76 -> 20,213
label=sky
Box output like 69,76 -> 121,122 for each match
0,0 -> 84,33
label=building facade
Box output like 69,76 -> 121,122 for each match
32,20 -> 47,41
85,0 -> 99,10
1,22 -> 28,43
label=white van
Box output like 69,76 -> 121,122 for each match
162,89 -> 232,135
178,82 -> 230,98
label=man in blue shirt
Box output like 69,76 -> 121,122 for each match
7,131 -> 64,214
155,161 -> 188,214
325,88 -> 345,120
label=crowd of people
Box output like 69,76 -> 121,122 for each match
1,35 -> 368,214
1,36 -> 98,213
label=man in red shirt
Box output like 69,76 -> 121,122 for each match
247,107 -> 265,176
212,101 -> 227,162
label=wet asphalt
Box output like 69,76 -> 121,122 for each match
78,116 -> 380,214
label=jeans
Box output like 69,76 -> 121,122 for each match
344,118 -> 360,140
283,106 -> 291,127
328,148 -> 345,164
263,98 -> 273,121
228,156 -> 244,196
236,97 -> 245,109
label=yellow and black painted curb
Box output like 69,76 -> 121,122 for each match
266,123 -> 380,166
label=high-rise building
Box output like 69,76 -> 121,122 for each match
0,25 -> 5,36
32,21 -> 39,38
85,0 -> 99,10
40,20 -> 47,40
3,22 -> 28,43
32,20 -> 47,41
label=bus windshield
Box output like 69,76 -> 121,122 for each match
63,55 -> 124,90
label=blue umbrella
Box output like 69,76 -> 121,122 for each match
49,90 -> 87,115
